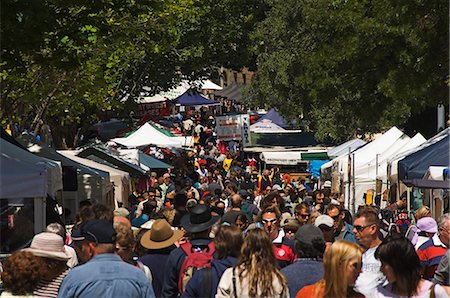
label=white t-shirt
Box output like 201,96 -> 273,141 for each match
355,245 -> 387,297
373,280 -> 448,298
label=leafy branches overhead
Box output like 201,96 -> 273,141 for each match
248,0 -> 448,142
1,0 -> 262,147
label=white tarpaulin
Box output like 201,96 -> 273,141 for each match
216,114 -> 251,147
112,123 -> 182,148
0,139 -> 62,197
260,151 -> 303,165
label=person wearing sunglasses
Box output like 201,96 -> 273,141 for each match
260,206 -> 295,268
352,207 -> 386,297
326,204 -> 357,243
294,203 -> 310,227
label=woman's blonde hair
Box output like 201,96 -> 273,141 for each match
237,228 -> 288,297
414,205 -> 431,221
322,240 -> 363,298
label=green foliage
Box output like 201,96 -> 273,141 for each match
248,0 -> 448,142
1,0 -> 262,147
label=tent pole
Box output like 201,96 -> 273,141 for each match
352,153 -> 356,214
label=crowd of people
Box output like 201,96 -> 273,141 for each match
1,146 -> 450,298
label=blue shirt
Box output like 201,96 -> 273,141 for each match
58,253 -> 155,298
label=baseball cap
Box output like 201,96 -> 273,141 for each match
314,215 -> 334,228
81,219 -> 117,244
417,217 -> 438,233
295,224 -> 325,245
272,184 -> 282,191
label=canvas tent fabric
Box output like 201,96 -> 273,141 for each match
255,108 -> 288,128
112,123 -> 182,148
117,149 -> 172,171
328,127 -> 405,208
1,146 -> 47,198
0,138 -> 63,197
174,89 -> 221,106
77,146 -> 148,177
424,166 -> 450,181
16,135 -> 111,196
327,139 -> 367,159
58,151 -> 131,206
199,80 -> 222,90
250,119 -> 286,132
398,133 -> 449,181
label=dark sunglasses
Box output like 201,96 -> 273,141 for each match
296,213 -> 310,219
354,223 -> 374,232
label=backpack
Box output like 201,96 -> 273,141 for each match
178,241 -> 215,294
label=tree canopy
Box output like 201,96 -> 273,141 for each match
1,0 -> 263,148
248,0 -> 448,142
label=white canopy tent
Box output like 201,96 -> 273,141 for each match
0,139 -> 62,197
112,123 -> 182,148
328,127 -> 407,209
58,151 -> 131,208
250,119 -> 286,132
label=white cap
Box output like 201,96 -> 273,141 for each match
314,215 -> 334,228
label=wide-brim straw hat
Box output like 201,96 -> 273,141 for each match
141,219 -> 184,250
23,232 -> 70,261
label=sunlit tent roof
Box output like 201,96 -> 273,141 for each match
77,146 -> 147,177
250,119 -> 285,132
174,89 -> 221,106
327,139 -> 367,159
112,123 -> 181,148
117,149 -> 172,171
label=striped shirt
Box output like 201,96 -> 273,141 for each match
417,234 -> 448,280
34,268 -> 70,298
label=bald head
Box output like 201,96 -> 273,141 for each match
231,194 -> 242,208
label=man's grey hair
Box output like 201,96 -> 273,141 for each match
437,213 -> 450,229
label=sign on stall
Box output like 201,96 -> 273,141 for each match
216,114 -> 252,147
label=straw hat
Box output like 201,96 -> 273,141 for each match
140,219 -> 184,250
23,232 -> 70,261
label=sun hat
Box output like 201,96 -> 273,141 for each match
314,215 -> 334,228
180,204 -> 220,233
23,232 -> 70,261
417,217 -> 438,233
140,219 -> 184,250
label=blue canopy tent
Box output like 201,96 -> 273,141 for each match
308,160 -> 330,178
398,134 -> 449,181
174,89 -> 221,106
